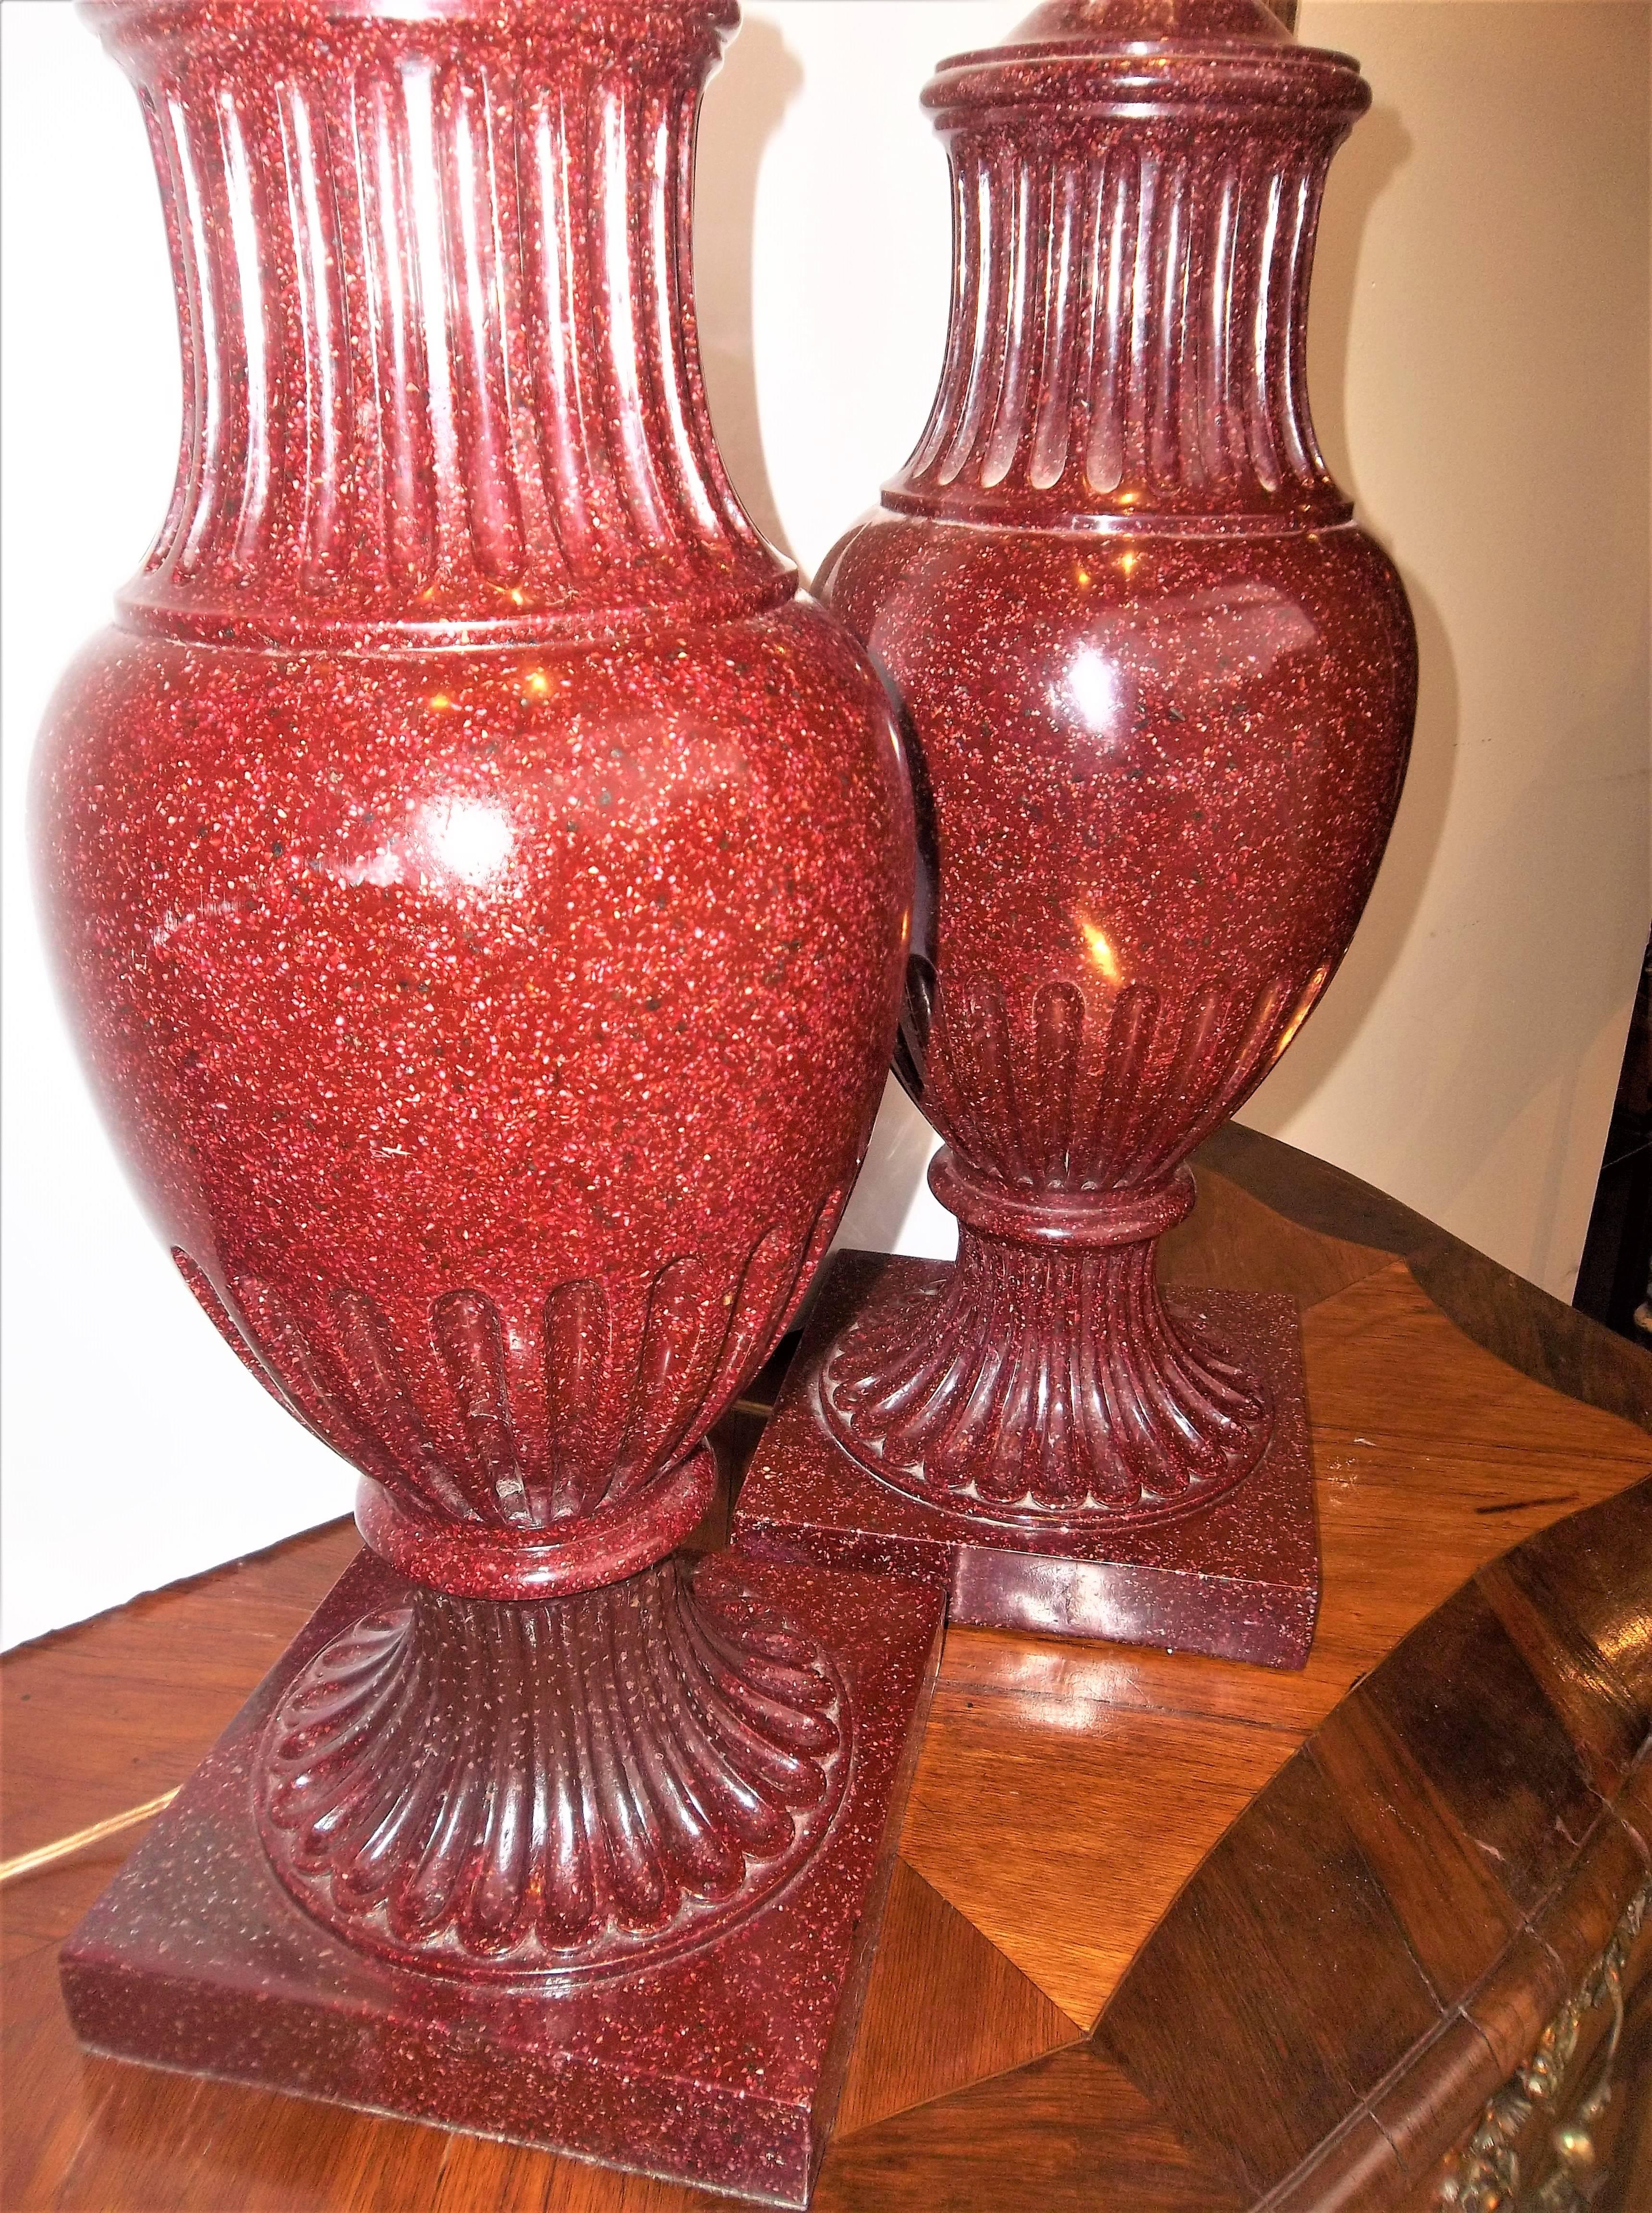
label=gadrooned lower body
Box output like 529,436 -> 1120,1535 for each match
818,1159 -> 1275,1526
733,1250 -> 1320,1670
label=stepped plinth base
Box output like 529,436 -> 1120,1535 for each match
733,1252 -> 1319,1671
60,1546 -> 945,2210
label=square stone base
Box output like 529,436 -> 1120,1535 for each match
732,1252 -> 1319,1670
60,1546 -> 945,2208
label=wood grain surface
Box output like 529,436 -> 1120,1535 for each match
5,1137 -> 1650,2213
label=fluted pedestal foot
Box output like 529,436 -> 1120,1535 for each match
733,1250 -> 1320,1669
819,1162 -> 1273,1524
256,1555 -> 852,1982
60,1547 -> 944,2207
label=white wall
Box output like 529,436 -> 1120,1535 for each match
3,2 -> 1647,1647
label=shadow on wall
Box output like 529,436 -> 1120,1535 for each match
1449,670 -> 1650,1281
696,15 -> 802,564
698,12 -> 951,1264
1239,102 -> 1461,1139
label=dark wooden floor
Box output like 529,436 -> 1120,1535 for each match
5,1132 -> 1651,2211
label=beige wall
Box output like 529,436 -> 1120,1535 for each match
1251,1 -> 1651,1295
703,1 -> 1651,1300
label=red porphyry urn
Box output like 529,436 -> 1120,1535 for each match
734,0 -> 1418,1667
38,3 -> 941,2198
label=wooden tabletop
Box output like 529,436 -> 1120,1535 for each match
5,1127 -> 1651,2213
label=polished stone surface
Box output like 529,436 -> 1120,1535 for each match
61,1546 -> 946,2209
801,0 -> 1417,1624
38,0 -> 914,1608
734,1251 -> 1319,1668
41,5 -> 922,2191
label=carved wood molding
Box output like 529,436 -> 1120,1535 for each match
1094,1476 -> 1652,2213
1439,1873 -> 1652,2212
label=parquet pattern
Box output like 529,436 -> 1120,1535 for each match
4,1139 -> 1650,2212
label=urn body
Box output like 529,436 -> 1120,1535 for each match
813,0 -> 1417,1521
34,0 -> 914,1598
45,6 -> 935,2141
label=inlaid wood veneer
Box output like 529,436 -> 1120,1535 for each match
5,1130 -> 1650,2213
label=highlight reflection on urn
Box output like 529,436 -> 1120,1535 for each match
734,0 -> 1418,1667
42,2 -> 941,2200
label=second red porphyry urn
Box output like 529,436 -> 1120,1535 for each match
735,0 -> 1418,1668
37,1 -> 942,2199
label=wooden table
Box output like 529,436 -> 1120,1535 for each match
5,1128 -> 1651,2212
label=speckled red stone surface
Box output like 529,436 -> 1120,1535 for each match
736,1253 -> 1318,1666
736,0 -> 1417,1648
61,1547 -> 946,2207
39,0 -> 933,2184
36,0 -> 914,1605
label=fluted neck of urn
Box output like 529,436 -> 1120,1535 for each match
85,0 -> 787,647
886,7 -> 1368,534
